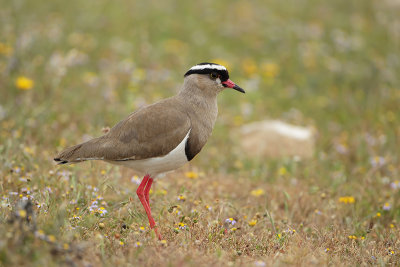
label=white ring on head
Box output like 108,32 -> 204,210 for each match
189,64 -> 227,71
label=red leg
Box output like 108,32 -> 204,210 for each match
144,177 -> 152,205
136,175 -> 162,240
143,178 -> 161,239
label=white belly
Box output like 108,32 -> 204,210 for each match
108,130 -> 190,177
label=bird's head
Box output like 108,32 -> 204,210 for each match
183,63 -> 245,96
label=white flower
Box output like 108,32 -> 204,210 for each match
254,261 -> 266,267
131,175 -> 141,185
370,156 -> 385,168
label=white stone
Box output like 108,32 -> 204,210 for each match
237,120 -> 315,159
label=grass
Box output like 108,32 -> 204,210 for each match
1,0 -> 400,265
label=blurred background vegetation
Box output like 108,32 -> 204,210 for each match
0,0 -> 399,265
1,0 -> 399,155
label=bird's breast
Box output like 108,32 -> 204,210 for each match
185,114 -> 217,161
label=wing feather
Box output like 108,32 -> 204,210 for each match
55,98 -> 191,163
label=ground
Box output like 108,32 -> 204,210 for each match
0,0 -> 400,266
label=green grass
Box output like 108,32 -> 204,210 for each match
1,0 -> 400,265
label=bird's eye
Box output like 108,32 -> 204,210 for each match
210,73 -> 218,80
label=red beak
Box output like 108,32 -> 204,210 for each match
222,79 -> 245,93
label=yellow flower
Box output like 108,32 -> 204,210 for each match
24,146 -> 34,155
242,58 -> 257,76
338,196 -> 355,204
36,230 -> 45,236
155,189 -> 167,196
63,243 -> 70,250
177,195 -> 186,201
261,62 -> 279,78
348,235 -> 357,240
234,160 -> 243,169
185,171 -> 199,179
83,71 -> 99,86
59,137 -> 66,147
18,209 -> 27,218
15,76 -> 34,90
0,42 -> 13,56
101,170 -> 106,175
178,222 -> 187,230
132,68 -> 146,81
193,200 -> 201,206
233,115 -> 244,126
48,235 -> 56,243
248,219 -> 257,226
119,241 -> 124,246
250,188 -> 265,197
231,227 -> 238,232
376,212 -> 381,217
278,167 -> 287,176
390,224 -> 395,228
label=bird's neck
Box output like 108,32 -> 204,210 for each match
177,82 -> 218,119
176,81 -> 219,158
177,81 -> 219,139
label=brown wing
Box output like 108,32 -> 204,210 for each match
54,98 -> 191,163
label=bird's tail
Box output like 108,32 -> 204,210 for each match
54,138 -> 103,164
54,143 -> 85,164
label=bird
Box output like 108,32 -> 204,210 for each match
54,62 -> 245,240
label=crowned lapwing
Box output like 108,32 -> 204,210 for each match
54,63 -> 245,239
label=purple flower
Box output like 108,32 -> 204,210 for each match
225,218 -> 237,225
390,181 -> 399,190
383,203 -> 391,211
370,156 -> 385,168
